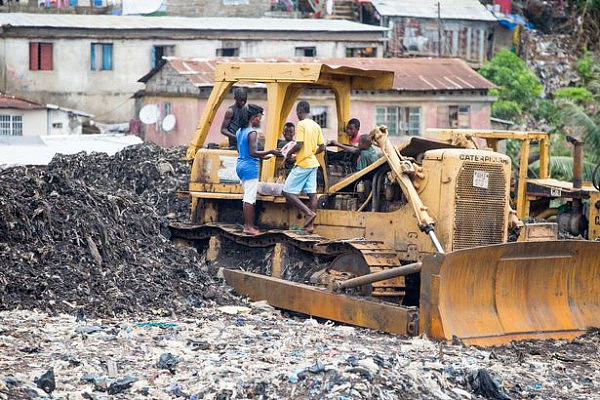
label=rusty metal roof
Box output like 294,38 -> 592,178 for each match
0,93 -> 45,110
0,12 -> 387,32
372,0 -> 497,21
145,57 -> 494,92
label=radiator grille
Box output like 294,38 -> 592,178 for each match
453,162 -> 507,250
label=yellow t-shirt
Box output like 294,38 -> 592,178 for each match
294,118 -> 324,169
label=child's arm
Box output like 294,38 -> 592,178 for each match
249,131 -> 282,159
328,139 -> 360,154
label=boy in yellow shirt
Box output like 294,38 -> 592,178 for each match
282,101 -> 325,232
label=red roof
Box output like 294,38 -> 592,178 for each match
0,93 -> 45,110
145,57 -> 494,92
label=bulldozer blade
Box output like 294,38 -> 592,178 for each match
223,269 -> 419,336
420,241 -> 600,346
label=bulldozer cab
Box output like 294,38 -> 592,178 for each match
185,62 -> 394,195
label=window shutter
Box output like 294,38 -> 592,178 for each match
40,43 -> 53,70
90,44 -> 96,70
102,44 -> 113,70
29,42 -> 39,71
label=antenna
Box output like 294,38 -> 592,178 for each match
162,114 -> 176,132
139,104 -> 159,124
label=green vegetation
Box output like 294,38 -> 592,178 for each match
482,50 -> 600,182
554,87 -> 595,105
480,50 -> 543,122
577,51 -> 595,83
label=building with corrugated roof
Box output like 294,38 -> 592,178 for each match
360,0 -> 499,64
0,93 -> 93,136
136,57 -> 495,147
0,13 -> 386,123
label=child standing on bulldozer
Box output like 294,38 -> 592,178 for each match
282,101 -> 326,232
235,104 -> 281,235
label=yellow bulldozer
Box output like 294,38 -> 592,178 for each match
427,128 -> 600,241
170,61 -> 600,346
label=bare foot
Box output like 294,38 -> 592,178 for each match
303,212 -> 316,229
243,227 -> 260,235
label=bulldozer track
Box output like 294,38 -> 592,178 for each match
169,222 -> 405,299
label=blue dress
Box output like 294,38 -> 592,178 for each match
236,127 -> 259,181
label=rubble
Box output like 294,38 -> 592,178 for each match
1,309 -> 599,399
0,143 -> 234,317
525,31 -> 581,96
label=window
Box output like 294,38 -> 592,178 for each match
216,48 -> 239,57
295,47 -> 316,57
311,106 -> 328,128
91,43 -> 113,71
29,42 -> 53,71
0,115 -> 23,136
346,47 -> 377,58
407,107 -> 421,135
152,45 -> 175,68
375,106 -> 421,136
163,102 -> 171,116
449,105 -> 470,128
375,106 -> 398,135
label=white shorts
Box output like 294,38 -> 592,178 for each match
242,178 -> 258,205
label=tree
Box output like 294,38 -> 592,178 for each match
480,50 -> 543,122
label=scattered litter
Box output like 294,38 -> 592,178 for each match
468,369 -> 511,400
134,321 -> 179,329
157,353 -> 179,373
34,368 -> 55,394
218,306 -> 252,315
107,375 -> 137,395
0,310 -> 599,399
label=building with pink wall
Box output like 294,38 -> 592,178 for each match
136,57 -> 495,148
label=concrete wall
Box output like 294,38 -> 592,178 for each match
47,109 -> 84,135
0,108 -> 48,136
167,0 -> 270,17
140,90 -> 493,148
1,37 -> 383,123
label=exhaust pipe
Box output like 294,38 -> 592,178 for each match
566,136 -> 583,189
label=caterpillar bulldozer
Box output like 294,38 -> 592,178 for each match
170,61 -> 600,346
427,128 -> 600,241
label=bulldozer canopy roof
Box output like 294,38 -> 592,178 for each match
213,62 -> 395,91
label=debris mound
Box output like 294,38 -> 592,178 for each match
0,143 -> 230,316
47,142 -> 190,220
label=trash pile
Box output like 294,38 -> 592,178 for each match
525,31 -> 581,95
0,143 -> 232,317
47,143 -> 191,220
1,307 -> 599,399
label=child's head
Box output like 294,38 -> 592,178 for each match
283,122 -> 295,141
358,134 -> 371,150
233,87 -> 248,108
346,118 -> 360,139
247,104 -> 264,128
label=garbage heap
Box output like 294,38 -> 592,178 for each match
0,143 -> 230,317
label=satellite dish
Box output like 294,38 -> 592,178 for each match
139,104 -> 159,124
162,114 -> 176,132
